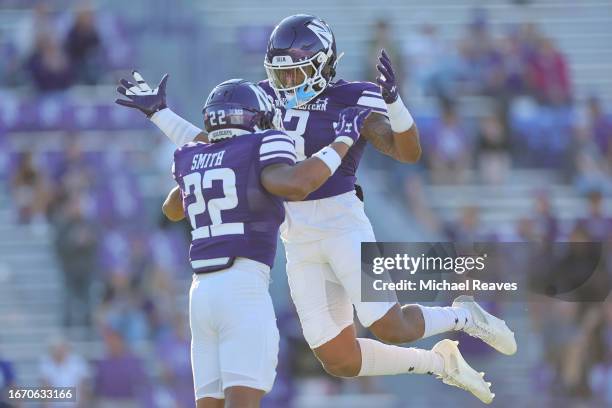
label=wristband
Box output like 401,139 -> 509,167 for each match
334,136 -> 354,147
150,108 -> 202,146
313,146 -> 342,174
386,95 -> 415,133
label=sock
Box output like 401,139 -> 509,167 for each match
357,338 -> 444,377
418,305 -> 472,339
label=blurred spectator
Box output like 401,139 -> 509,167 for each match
64,6 -> 103,84
444,206 -> 482,241
55,139 -> 93,188
476,113 -> 511,184
575,190 -> 612,241
12,2 -> 56,60
92,329 -> 151,408
590,301 -> 612,404
456,9 -> 505,96
401,21 -> 449,98
526,37 -> 571,105
39,337 -> 91,408
558,305 -> 602,397
27,33 -> 75,92
1,38 -> 22,87
534,300 -> 581,394
153,316 -> 193,408
10,152 -> 50,225
515,217 -> 537,241
571,124 -> 609,194
427,101 -> 471,183
583,96 -> 612,160
96,278 -> 149,347
402,174 -> 442,236
532,192 -> 559,242
365,20 -> 402,84
0,355 -> 16,408
54,195 -> 98,327
498,31 -> 529,97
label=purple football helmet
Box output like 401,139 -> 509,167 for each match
203,79 -> 282,142
264,14 -> 339,109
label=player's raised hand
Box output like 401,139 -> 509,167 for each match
333,107 -> 371,147
376,49 -> 399,104
115,71 -> 168,117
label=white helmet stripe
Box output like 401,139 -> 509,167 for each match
250,84 -> 272,112
307,20 -> 332,49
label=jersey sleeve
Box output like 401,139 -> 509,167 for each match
258,131 -> 297,167
355,82 -> 388,116
171,148 -> 181,182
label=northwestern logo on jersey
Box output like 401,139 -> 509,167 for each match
295,97 -> 329,112
307,20 -> 333,49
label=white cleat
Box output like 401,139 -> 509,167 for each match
432,339 -> 495,404
453,295 -> 517,356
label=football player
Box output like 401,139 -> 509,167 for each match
116,15 -> 516,404
118,78 -> 369,408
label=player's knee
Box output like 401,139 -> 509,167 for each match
370,325 -> 411,344
196,397 -> 224,408
320,355 -> 361,377
369,308 -> 421,344
316,344 -> 361,377
224,387 -> 263,408
313,326 -> 362,377
226,400 -> 258,408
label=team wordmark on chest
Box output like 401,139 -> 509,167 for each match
294,97 -> 329,111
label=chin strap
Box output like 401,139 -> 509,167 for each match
327,51 -> 344,79
335,51 -> 345,66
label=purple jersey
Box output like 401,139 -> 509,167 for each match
172,130 -> 296,273
259,79 -> 388,200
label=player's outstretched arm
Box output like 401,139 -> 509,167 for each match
361,49 -> 421,163
115,71 -> 206,145
261,107 -> 370,201
261,141 -> 349,201
162,185 -> 185,221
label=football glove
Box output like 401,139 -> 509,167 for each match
376,49 -> 399,104
115,71 -> 168,117
334,107 -> 371,147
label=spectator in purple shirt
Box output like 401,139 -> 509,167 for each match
428,101 -> 471,183
0,356 -> 16,408
155,316 -> 193,408
92,328 -> 151,408
532,191 -> 559,242
64,5 -> 103,85
27,33 -> 75,92
585,96 -> 612,158
576,190 -> 612,241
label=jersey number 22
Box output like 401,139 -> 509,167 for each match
183,168 -> 244,240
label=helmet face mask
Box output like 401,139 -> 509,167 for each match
264,50 -> 331,109
265,15 -> 338,109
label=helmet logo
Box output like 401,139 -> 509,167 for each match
307,21 -> 332,49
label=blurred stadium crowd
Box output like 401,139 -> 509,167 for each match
1,1 -> 611,407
